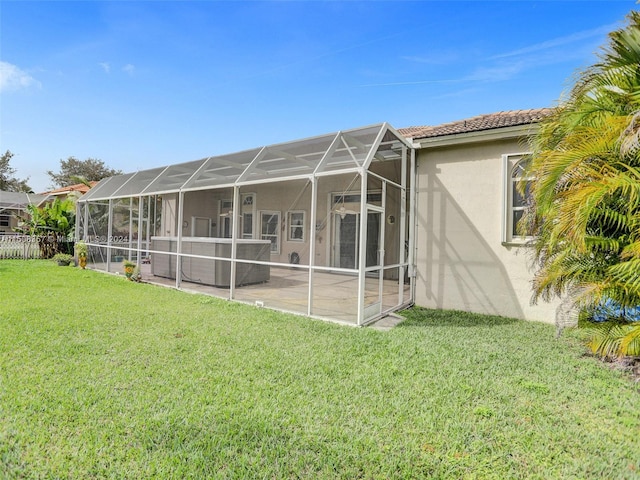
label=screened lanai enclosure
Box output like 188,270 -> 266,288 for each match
77,124 -> 416,325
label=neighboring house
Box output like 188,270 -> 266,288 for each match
0,191 -> 50,234
77,109 -> 560,325
39,181 -> 98,200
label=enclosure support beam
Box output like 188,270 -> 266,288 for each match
307,175 -> 318,317
145,195 -> 151,259
82,201 -> 89,241
357,168 -> 367,326
176,191 -> 184,289
128,197 -> 134,261
379,181 -> 387,307
137,195 -> 144,262
107,199 -> 113,273
229,185 -> 240,299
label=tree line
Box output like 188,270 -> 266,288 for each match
0,150 -> 122,193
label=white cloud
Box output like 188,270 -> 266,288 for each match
467,62 -> 525,82
401,51 -> 460,65
0,61 -> 40,92
122,64 -> 135,75
99,62 -> 111,73
490,23 -> 617,60
363,23 -> 615,89
361,78 -> 459,87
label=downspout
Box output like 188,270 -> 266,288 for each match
409,145 -> 418,305
398,145 -> 407,305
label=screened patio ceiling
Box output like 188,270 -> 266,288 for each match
78,123 -> 416,326
83,124 -> 407,201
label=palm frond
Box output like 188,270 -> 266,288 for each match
585,321 -> 629,358
620,325 -> 640,356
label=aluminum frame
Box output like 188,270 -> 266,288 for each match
78,123 -> 416,325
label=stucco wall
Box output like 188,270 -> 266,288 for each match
0,210 -> 20,233
414,138 -> 560,323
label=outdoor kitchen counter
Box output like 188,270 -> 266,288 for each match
150,236 -> 271,287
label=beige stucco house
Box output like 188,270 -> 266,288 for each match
0,191 -> 50,234
402,109 -> 559,323
77,109 -> 560,325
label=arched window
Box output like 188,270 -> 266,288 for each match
503,154 -> 532,244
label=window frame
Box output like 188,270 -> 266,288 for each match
219,199 -> 233,238
260,210 -> 281,254
502,153 -> 533,245
241,193 -> 256,239
287,210 -> 305,243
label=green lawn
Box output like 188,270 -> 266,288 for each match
1,260 -> 639,479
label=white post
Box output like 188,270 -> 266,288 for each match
137,195 -> 143,263
128,197 -> 134,261
229,185 -> 240,299
83,201 -> 89,241
379,181 -> 386,308
176,191 -> 184,289
307,176 -> 317,316
356,169 -> 367,326
106,199 -> 113,272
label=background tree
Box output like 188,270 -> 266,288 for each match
14,198 -> 76,258
0,150 -> 32,192
524,11 -> 640,357
47,157 -> 122,188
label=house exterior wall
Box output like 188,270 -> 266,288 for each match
0,209 -> 21,233
174,173 -> 405,270
414,137 -> 560,323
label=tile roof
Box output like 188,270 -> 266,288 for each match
399,108 -> 553,140
40,181 -> 98,195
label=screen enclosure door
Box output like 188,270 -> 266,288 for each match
362,207 -> 383,322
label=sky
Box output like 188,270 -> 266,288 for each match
0,0 -> 636,193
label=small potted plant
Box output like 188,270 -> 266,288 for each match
52,253 -> 74,266
75,241 -> 88,269
132,264 -> 143,282
123,259 -> 136,280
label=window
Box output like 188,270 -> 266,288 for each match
287,211 -> 305,242
220,199 -> 233,238
503,154 -> 533,244
219,195 -> 255,239
241,194 -> 255,239
242,214 -> 253,239
0,215 -> 10,227
260,211 -> 281,253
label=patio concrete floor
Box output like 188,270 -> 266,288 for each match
96,261 -> 410,326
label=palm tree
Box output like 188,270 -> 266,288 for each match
523,11 -> 640,357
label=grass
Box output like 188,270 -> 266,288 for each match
1,260 -> 639,479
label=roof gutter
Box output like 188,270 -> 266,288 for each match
410,123 -> 541,150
